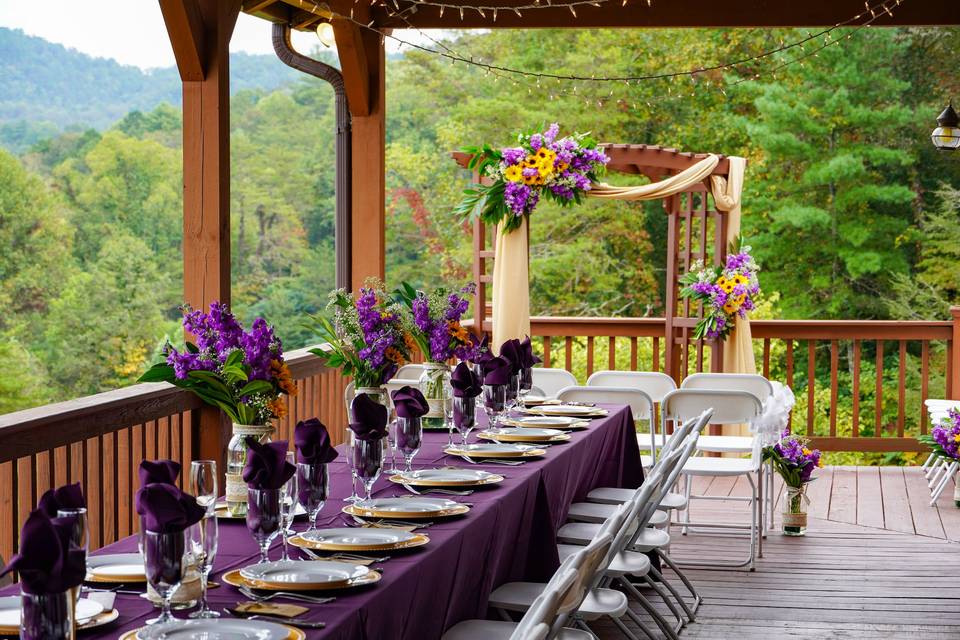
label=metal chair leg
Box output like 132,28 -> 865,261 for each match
647,565 -> 696,622
658,550 -> 702,615
620,579 -> 681,640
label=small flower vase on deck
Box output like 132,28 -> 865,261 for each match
418,363 -> 452,430
782,484 -> 808,536
225,423 -> 274,517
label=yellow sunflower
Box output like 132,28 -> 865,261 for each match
504,165 -> 523,182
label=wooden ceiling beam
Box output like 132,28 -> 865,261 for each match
371,0 -> 959,29
333,17 -> 372,116
159,0 -> 206,81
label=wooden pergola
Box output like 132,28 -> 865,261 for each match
157,0 -> 960,482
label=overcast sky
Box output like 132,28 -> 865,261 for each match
0,0 -> 370,70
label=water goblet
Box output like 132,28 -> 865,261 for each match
20,590 -> 75,640
386,409 -> 401,474
351,433 -> 384,501
518,367 -> 533,405
504,373 -> 520,418
343,453 -> 361,503
453,396 -> 477,447
296,462 -> 329,532
188,515 -> 219,619
141,528 -> 188,635
396,416 -> 422,474
246,488 -> 281,564
483,383 -> 507,434
278,452 -> 298,562
56,508 -> 88,609
190,460 -> 218,516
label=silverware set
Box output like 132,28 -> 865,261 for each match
226,608 -> 327,629
349,514 -> 435,528
237,586 -> 335,605
458,455 -> 527,466
299,547 -> 392,563
400,482 -> 474,496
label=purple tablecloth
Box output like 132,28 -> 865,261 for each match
11,404 -> 641,639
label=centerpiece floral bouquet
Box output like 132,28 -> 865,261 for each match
679,238 -> 761,341
454,123 -> 610,232
394,282 -> 484,428
139,301 -> 296,425
306,281 -> 413,390
920,408 -> 960,462
763,431 -> 823,536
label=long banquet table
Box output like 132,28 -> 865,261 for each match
26,404 -> 643,639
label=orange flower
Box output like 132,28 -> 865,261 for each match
267,396 -> 288,419
404,333 -> 417,352
271,359 -> 298,396
448,321 -> 471,344
385,347 -> 407,366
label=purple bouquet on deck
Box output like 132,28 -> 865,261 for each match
139,302 -> 295,425
762,431 -> 823,488
921,408 -> 960,461
454,123 -> 609,233
394,281 -> 483,364
679,237 -> 761,341
306,280 -> 414,388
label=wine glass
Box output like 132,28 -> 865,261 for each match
278,452 -> 298,562
453,396 -> 477,447
504,373 -> 520,418
190,460 -> 218,516
351,433 -> 384,502
57,507 -> 88,608
141,528 -> 188,635
396,416 -> 422,474
296,462 -> 329,532
518,367 -> 533,406
386,407 -> 400,474
246,488 -> 281,564
483,383 -> 506,434
445,395 -> 456,448
188,515 -> 219,618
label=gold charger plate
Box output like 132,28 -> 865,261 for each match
289,531 -> 430,552
388,471 -> 504,488
223,568 -> 381,592
502,417 -> 590,430
0,608 -> 120,636
523,407 -> 608,418
477,430 -> 571,444
444,446 -> 547,459
119,624 -> 306,640
342,502 -> 470,520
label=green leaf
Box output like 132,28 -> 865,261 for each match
238,380 -> 273,397
137,363 -> 176,383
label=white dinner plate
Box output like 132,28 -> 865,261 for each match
506,415 -> 587,429
490,427 -> 564,438
240,559 -> 368,586
86,553 -> 146,581
0,596 -> 104,628
533,404 -> 604,416
356,497 -> 460,513
452,442 -> 540,455
399,468 -> 496,484
299,527 -> 416,547
136,618 -> 293,639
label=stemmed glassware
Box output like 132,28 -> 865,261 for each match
351,432 -> 384,502
518,367 -> 533,406
278,452 -> 299,562
386,407 -> 401,475
453,396 -> 478,447
445,396 -> 456,448
396,416 -> 422,474
482,383 -> 507,434
296,461 -> 330,533
188,460 -> 218,618
141,528 -> 188,636
503,373 -> 520,419
56,507 -> 88,609
246,488 -> 281,564
188,515 -> 218,618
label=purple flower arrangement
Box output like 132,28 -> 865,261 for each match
924,408 -> 960,460
395,281 -> 482,363
139,302 -> 296,425
679,238 -> 761,341
307,281 -> 413,389
762,430 -> 823,488
455,123 -> 609,233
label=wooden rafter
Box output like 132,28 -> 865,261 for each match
159,0 -> 206,81
332,17 -> 372,116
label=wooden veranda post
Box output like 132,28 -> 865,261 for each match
161,0 -> 241,482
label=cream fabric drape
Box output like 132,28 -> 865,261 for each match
491,217 -> 531,350
587,154 -> 720,201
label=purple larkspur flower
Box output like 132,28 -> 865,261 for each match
529,133 -> 543,152
501,147 -> 526,166
543,123 -> 560,144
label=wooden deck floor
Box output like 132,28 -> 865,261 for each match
591,465 -> 960,639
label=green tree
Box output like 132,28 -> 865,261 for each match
0,335 -> 53,414
742,29 -> 916,319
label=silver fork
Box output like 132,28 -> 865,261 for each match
237,587 -> 335,605
300,547 -> 391,563
459,455 -> 526,466
401,483 -> 474,496
227,609 -> 327,629
350,514 -> 434,528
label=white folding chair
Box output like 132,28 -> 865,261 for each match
679,373 -> 771,454
663,389 -> 763,569
532,368 -> 578,398
395,364 -> 426,380
586,372 -> 677,463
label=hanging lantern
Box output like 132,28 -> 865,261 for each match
931,103 -> 960,151
316,21 -> 336,47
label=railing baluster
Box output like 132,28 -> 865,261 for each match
586,336 -> 595,378
852,340 -> 861,439
117,428 -> 130,539
158,416 -> 170,460
0,462 -> 12,564
542,336 -> 551,368
921,341 -> 930,434
608,336 -> 616,371
897,340 -> 906,438
85,437 -> 101,549
829,340 -> 839,438
762,339 -> 771,378
103,432 -> 117,547
875,340 -> 884,438
630,337 -> 638,371
652,337 -> 659,373
807,340 -> 815,437
785,339 -> 794,433
565,337 -> 573,373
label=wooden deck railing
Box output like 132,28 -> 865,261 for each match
0,347 -> 349,563
524,315 -> 958,454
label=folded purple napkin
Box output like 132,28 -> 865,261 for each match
0,511 -> 86,594
392,386 -> 429,418
349,393 -> 389,441
499,338 -> 523,374
37,483 -> 85,518
472,334 -> 494,367
243,439 -> 296,490
519,336 -> 543,368
134,481 -> 206,534
139,460 -> 181,487
451,361 -> 482,398
295,418 -> 338,465
483,356 -> 512,386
